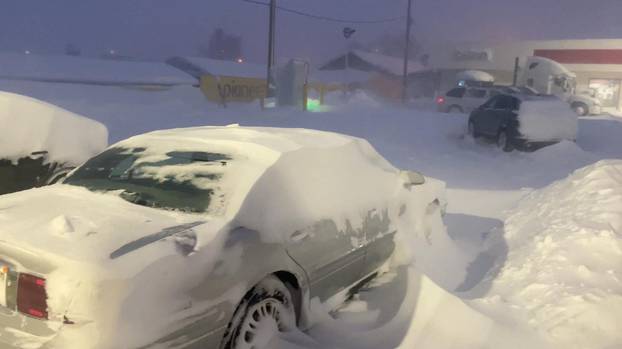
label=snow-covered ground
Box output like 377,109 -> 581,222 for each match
1,80 -> 621,349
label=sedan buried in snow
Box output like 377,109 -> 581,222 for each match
0,126 -> 446,349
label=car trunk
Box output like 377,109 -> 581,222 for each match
0,241 -> 65,348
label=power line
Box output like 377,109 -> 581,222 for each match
241,0 -> 406,24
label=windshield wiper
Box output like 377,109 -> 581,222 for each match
119,190 -> 158,208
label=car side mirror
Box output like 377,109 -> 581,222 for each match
400,170 -> 426,188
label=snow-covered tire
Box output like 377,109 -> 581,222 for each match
497,130 -> 513,152
221,276 -> 296,349
572,102 -> 589,116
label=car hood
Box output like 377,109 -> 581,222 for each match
0,184 -> 215,267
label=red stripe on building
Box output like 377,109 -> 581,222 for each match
534,49 -> 622,65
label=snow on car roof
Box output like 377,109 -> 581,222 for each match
118,125 -> 357,161
0,91 -> 108,165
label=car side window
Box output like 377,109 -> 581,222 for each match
466,88 -> 487,98
446,87 -> 466,98
493,96 -> 520,111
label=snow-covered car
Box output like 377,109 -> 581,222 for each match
468,94 -> 578,151
0,126 -> 446,349
0,91 -> 108,195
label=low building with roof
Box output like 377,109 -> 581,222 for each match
0,52 -> 196,88
318,50 -> 428,101
166,56 -> 267,105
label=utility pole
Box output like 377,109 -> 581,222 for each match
401,0 -> 413,104
266,0 -> 277,99
512,57 -> 520,86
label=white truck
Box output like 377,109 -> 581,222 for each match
518,56 -> 602,116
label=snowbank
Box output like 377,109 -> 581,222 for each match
0,91 -> 108,165
518,99 -> 578,141
0,52 -> 196,86
482,160 -> 622,349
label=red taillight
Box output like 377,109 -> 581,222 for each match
17,273 -> 48,320
436,96 -> 446,105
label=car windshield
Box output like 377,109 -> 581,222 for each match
64,147 -> 231,214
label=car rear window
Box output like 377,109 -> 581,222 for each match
446,88 -> 466,98
493,95 -> 520,110
64,147 -> 231,214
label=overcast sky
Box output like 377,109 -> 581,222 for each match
2,0 -> 622,65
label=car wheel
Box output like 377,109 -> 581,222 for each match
496,130 -> 513,152
572,102 -> 589,116
467,121 -> 478,138
221,276 -> 297,349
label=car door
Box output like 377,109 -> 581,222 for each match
285,217 -> 366,302
471,96 -> 498,136
359,207 -> 396,278
487,95 -> 517,135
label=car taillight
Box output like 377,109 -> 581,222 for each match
436,96 -> 445,104
17,273 -> 48,320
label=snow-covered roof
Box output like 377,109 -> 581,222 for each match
0,52 -> 197,86
167,56 -> 266,79
319,50 -> 426,76
309,69 -> 373,84
0,91 -> 108,165
352,50 -> 426,75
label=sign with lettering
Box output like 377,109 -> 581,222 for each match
454,49 -> 492,62
200,75 -> 267,104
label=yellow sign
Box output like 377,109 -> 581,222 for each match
200,75 -> 266,104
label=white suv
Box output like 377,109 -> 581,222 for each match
436,87 -> 499,114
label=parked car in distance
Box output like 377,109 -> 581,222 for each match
436,86 -> 500,114
0,126 -> 447,349
467,94 -> 578,152
0,91 -> 108,195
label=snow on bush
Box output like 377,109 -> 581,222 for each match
485,160 -> 622,349
0,91 -> 108,165
518,99 -> 578,142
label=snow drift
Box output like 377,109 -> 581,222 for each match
0,91 -> 108,165
518,99 -> 578,141
482,160 -> 622,349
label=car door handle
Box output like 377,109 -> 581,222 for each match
290,230 -> 310,243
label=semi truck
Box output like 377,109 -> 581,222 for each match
518,56 -> 602,116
